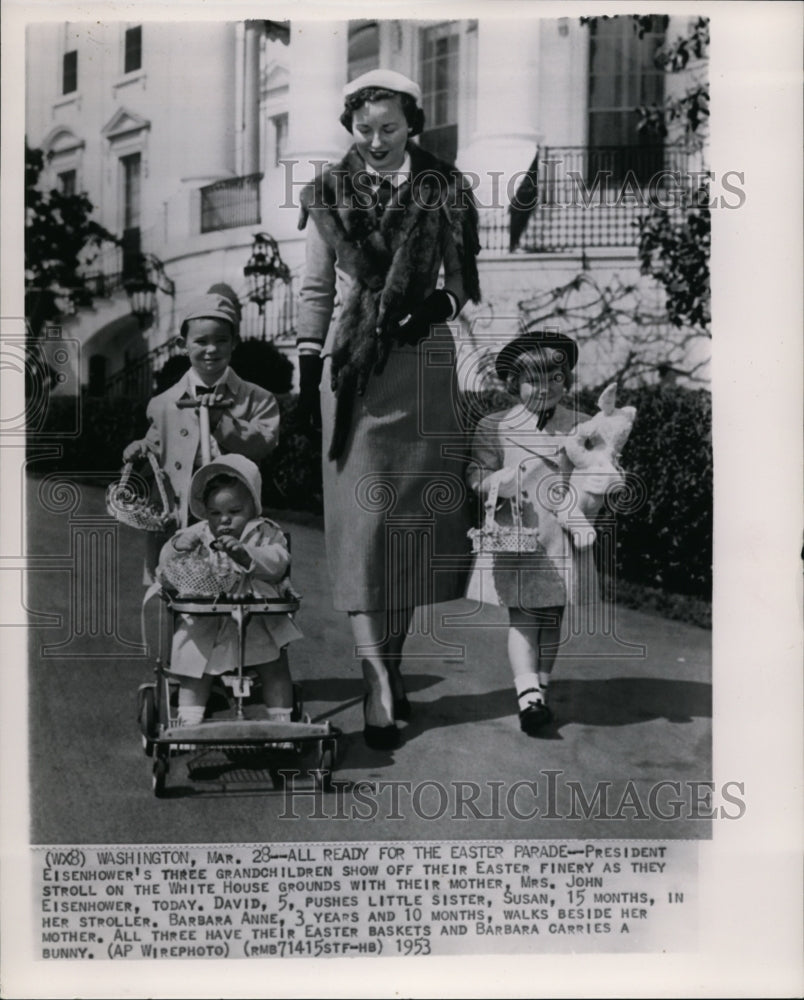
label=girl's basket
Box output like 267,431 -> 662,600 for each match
106,453 -> 178,533
468,478 -> 540,554
159,545 -> 241,597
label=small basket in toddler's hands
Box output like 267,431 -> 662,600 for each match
468,478 -> 540,554
159,545 -> 241,597
106,453 -> 178,533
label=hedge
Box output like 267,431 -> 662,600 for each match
29,381 -> 711,602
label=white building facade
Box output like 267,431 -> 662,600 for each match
25,16 -> 709,396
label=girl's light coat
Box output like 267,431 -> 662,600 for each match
467,402 -> 600,609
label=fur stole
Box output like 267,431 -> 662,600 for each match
299,143 -> 481,461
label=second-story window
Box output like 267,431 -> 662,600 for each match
419,22 -> 460,164
62,50 -> 77,94
124,26 -> 142,73
120,152 -> 142,278
587,15 -> 667,183
271,113 -> 288,168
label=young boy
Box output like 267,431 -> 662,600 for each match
123,293 -> 280,578
157,454 -> 301,727
123,292 -> 280,529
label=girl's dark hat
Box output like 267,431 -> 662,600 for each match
495,330 -> 579,381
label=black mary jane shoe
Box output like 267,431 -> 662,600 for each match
518,690 -> 553,736
393,695 -> 412,721
363,696 -> 402,751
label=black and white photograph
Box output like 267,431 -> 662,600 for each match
1,1 -> 801,997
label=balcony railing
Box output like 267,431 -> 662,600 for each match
479,145 -> 705,254
82,226 -> 158,299
82,241 -> 127,298
238,275 -> 297,343
200,173 -> 262,233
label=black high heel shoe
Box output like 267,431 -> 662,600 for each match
393,695 -> 412,721
363,696 -> 401,750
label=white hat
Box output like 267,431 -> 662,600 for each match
189,454 -> 262,521
343,69 -> 421,105
180,293 -> 240,340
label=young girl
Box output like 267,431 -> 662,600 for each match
156,454 -> 301,728
467,330 -> 598,735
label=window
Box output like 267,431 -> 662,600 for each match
347,21 -> 379,81
271,113 -> 288,168
62,50 -> 77,94
58,169 -> 77,196
120,153 -> 142,277
121,153 -> 141,229
419,22 -> 460,163
124,26 -> 142,74
587,15 -> 667,182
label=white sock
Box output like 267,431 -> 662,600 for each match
177,705 -> 205,726
514,672 -> 543,704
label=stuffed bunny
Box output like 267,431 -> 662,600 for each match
558,383 -> 637,548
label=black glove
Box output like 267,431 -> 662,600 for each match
297,353 -> 323,432
395,290 -> 455,346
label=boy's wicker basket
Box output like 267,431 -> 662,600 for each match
468,478 -> 540,554
106,453 -> 178,533
159,546 -> 241,597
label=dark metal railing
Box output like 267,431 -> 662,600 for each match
105,337 -> 185,399
200,173 -> 262,233
479,145 -> 705,254
104,276 -> 298,401
239,275 -> 297,343
82,242 -> 126,298
82,226 -> 159,298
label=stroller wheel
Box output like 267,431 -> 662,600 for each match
291,683 -> 303,722
313,739 -> 335,792
138,686 -> 156,757
152,752 -> 169,797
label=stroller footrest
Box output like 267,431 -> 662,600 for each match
162,719 -> 331,742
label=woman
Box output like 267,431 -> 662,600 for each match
296,69 -> 481,749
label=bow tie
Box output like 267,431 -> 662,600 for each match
195,385 -> 216,396
537,406 -> 556,431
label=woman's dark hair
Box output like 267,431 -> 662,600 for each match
339,87 -> 425,136
202,474 -> 244,507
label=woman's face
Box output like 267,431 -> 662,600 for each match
351,97 -> 409,172
514,349 -> 568,413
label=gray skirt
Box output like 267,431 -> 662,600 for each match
320,335 -> 471,612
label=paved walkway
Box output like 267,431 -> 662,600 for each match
27,480 -> 711,844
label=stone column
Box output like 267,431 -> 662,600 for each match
272,21 -> 349,237
459,20 -> 541,209
242,22 -> 262,176
170,23 -> 238,184
285,21 -> 349,178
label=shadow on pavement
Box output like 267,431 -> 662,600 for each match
394,676 -> 711,744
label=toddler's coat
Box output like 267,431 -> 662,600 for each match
158,517 -> 302,679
